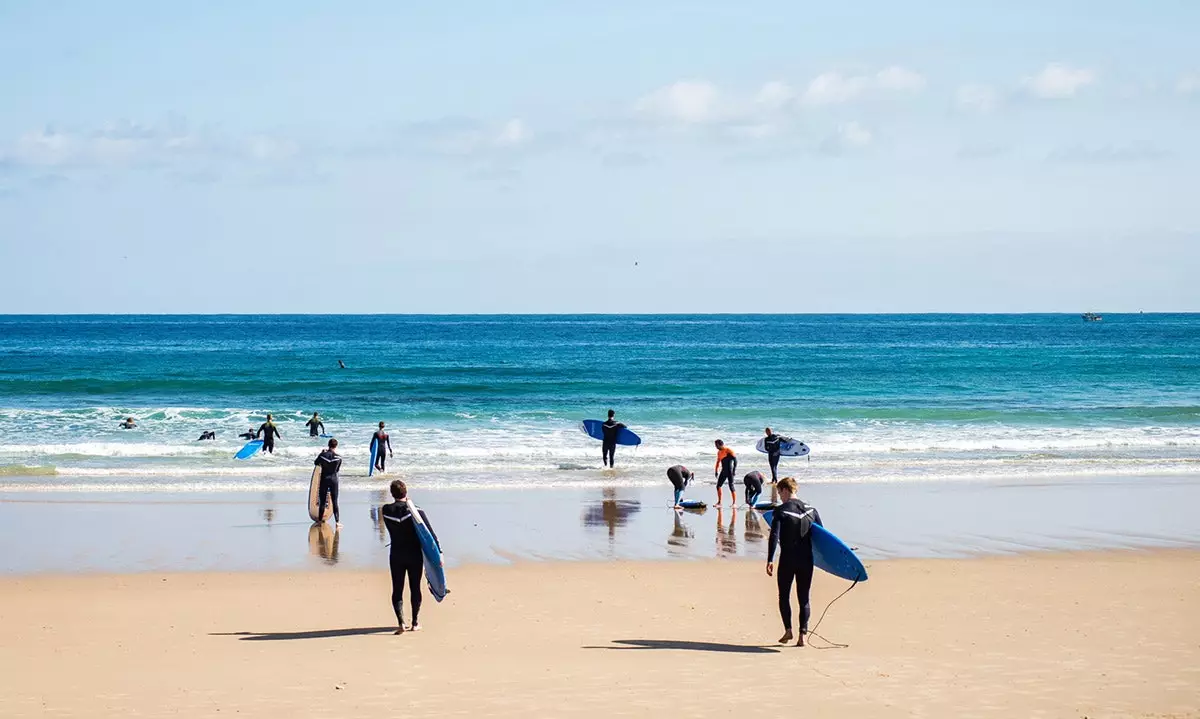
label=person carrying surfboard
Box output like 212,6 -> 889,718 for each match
713,440 -> 737,506
601,410 -> 626,468
314,438 -> 343,528
372,422 -> 393,473
381,480 -> 439,634
256,414 -> 282,454
766,477 -> 823,647
762,428 -> 792,483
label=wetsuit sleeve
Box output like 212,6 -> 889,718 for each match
273,425 -> 281,439
256,423 -> 265,438
812,507 -> 823,527
767,511 -> 781,563
420,509 -> 441,550
318,422 -> 325,434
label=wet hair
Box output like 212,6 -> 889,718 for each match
390,479 -> 407,500
714,439 -> 724,448
778,477 -> 798,493
378,421 -> 385,428
607,409 -> 615,418
765,427 -> 772,435
327,438 -> 338,449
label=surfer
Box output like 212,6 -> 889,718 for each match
238,428 -> 257,440
762,428 -> 789,483
766,477 -> 823,647
256,414 -> 282,454
338,359 -> 346,369
713,440 -> 737,506
196,430 -> 216,441
119,417 -> 137,429
667,464 -> 694,508
314,438 -> 343,528
381,480 -> 438,634
305,412 -> 325,437
743,470 -> 765,507
601,410 -> 625,468
372,422 -> 393,473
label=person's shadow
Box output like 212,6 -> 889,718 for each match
583,639 -> 778,654
210,627 -> 395,641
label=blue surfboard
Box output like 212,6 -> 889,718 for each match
580,419 -> 641,446
407,500 -> 448,602
678,499 -> 707,509
234,439 -> 263,460
761,510 -> 867,582
368,437 -> 378,477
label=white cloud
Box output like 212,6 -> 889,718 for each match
1022,63 -> 1096,99
838,121 -> 873,147
955,83 -> 1000,114
495,118 -> 531,147
1178,73 -> 1200,95
802,66 -> 926,105
634,80 -> 722,124
754,81 -> 795,110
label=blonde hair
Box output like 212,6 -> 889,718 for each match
778,477 -> 798,493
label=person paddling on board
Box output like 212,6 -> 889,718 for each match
381,480 -> 439,634
256,414 -> 282,454
743,470 -> 765,507
372,421 -> 393,473
667,464 -> 694,508
763,427 -> 790,483
119,417 -> 137,429
238,427 -> 257,440
766,477 -> 823,647
714,440 -> 737,506
314,438 -> 343,528
601,409 -> 626,468
305,412 -> 325,437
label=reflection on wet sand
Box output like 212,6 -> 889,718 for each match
580,488 -> 641,542
668,510 -> 695,556
744,507 -> 766,543
715,508 -> 738,556
307,523 -> 339,564
369,490 -> 389,545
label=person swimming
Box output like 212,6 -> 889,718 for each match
713,440 -> 737,506
314,438 -> 343,528
196,430 -> 216,441
305,412 -> 325,437
238,427 -> 257,440
372,422 -> 393,473
743,470 -> 765,507
601,410 -> 626,468
119,417 -> 137,429
256,414 -> 282,454
666,465 -> 694,508
381,480 -> 439,634
766,477 -> 823,647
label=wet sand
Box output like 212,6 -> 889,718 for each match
1,550 -> 1197,718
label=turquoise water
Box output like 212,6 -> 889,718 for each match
0,314 -> 1197,491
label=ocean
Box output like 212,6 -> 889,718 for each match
1,314 -> 1198,493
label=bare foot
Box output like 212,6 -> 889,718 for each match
777,630 -> 793,644
410,624 -> 421,632
394,625 -> 405,635
335,522 -> 343,529
796,633 -> 805,647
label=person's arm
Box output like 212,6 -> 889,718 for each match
812,507 -> 823,527
314,453 -> 322,467
255,424 -> 264,439
274,425 -> 282,439
386,436 -> 393,456
318,421 -> 325,434
766,511 -> 780,574
715,451 -> 721,475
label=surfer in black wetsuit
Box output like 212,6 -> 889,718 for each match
372,422 -> 392,473
714,440 -> 737,506
381,479 -> 439,634
314,438 -> 342,527
305,412 -> 325,437
667,464 -> 694,507
601,410 -> 625,468
196,430 -> 216,441
766,477 -> 823,647
743,470 -> 765,507
763,427 -> 789,483
119,417 -> 137,429
238,428 -> 257,440
256,414 -> 282,454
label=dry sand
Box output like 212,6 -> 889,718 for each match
1,551 -> 1197,718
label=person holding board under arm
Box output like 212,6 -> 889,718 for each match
713,440 -> 737,506
314,438 -> 342,528
601,410 -> 625,468
372,422 -> 393,473
762,427 -> 791,484
766,477 -> 823,647
381,480 -> 439,634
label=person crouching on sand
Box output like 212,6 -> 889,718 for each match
766,477 -> 823,647
381,480 -> 439,634
667,465 -> 694,508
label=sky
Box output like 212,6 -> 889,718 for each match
1,0 -> 1198,313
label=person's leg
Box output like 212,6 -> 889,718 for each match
378,451 -> 386,472
673,487 -> 683,506
795,560 -> 815,645
329,480 -> 340,525
389,557 -> 406,633
316,479 -> 329,522
407,560 -> 424,628
777,560 -> 796,643
728,460 -> 737,505
769,454 -> 780,482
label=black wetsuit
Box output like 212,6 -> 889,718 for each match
239,430 -> 257,440
372,431 -> 390,471
314,449 -> 342,523
197,431 -> 216,441
667,465 -> 693,505
763,434 -> 786,482
381,501 -> 439,627
743,470 -> 765,506
306,418 -> 325,437
767,498 -> 823,633
716,451 -> 738,489
601,419 -> 625,467
257,422 -> 281,453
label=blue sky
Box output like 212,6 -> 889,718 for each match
1,0 -> 1197,313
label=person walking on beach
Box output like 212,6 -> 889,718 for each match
314,438 -> 343,528
305,412 -> 325,437
381,480 -> 439,634
766,477 -> 823,647
256,414 -> 282,454
601,410 -> 626,468
762,427 -> 789,483
743,470 -> 765,507
714,440 -> 737,506
667,464 -> 694,508
372,421 -> 393,473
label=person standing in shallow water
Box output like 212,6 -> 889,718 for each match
305,412 -> 325,437
381,480 -> 439,634
601,410 -> 625,468
766,477 -> 823,647
256,414 -> 282,454
372,422 -> 393,473
314,438 -> 342,528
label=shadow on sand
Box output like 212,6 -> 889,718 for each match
210,627 -> 395,641
583,639 -> 778,654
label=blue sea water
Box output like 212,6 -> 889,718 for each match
0,314 -> 1197,492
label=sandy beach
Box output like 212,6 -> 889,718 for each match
2,550 -> 1197,718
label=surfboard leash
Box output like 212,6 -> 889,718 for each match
805,579 -> 859,649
